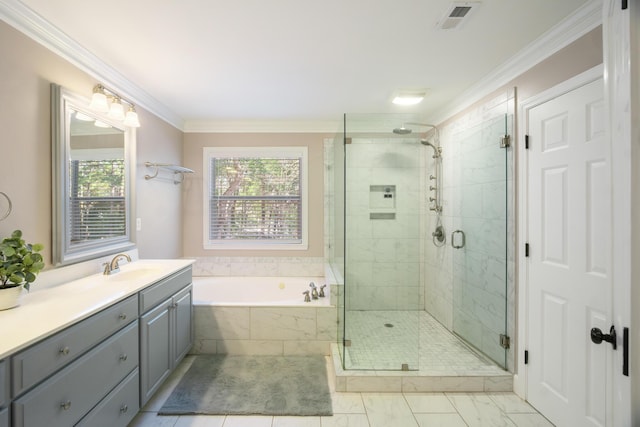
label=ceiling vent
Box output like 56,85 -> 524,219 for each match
436,2 -> 480,30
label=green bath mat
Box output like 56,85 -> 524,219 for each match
159,355 -> 333,416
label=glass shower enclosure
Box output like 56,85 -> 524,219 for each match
329,110 -> 512,372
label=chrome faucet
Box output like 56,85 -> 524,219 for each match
103,253 -> 132,275
309,282 -> 319,299
319,284 -> 327,298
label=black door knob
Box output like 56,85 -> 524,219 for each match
590,325 -> 617,350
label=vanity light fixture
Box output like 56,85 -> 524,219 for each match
108,97 -> 125,121
93,120 -> 111,128
123,106 -> 141,128
89,83 -> 141,127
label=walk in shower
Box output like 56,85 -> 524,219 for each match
327,104 -> 513,375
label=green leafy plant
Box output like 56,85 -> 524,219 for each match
0,230 -> 44,290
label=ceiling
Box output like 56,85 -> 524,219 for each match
16,0 -> 592,130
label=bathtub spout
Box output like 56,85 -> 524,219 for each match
303,291 -> 311,302
309,282 -> 319,299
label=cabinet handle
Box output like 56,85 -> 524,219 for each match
60,400 -> 71,410
120,404 -> 128,413
59,346 -> 70,355
119,353 -> 128,361
119,313 -> 127,320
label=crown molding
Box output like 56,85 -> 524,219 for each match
183,119 -> 342,133
1,0 -> 604,133
429,0 -> 603,125
0,0 -> 184,130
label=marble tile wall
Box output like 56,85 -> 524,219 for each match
191,305 -> 337,356
424,92 -> 516,370
344,139 -> 423,311
191,256 -> 325,277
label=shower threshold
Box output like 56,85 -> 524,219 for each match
330,311 -> 512,392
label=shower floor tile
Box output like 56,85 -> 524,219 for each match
344,310 -> 505,375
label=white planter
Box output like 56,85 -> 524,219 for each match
0,286 -> 25,310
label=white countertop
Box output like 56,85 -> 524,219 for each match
0,259 -> 195,359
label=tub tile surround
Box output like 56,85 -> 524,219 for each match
192,303 -> 337,356
192,256 -> 325,277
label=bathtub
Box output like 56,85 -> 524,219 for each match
192,276 -> 331,306
191,276 -> 337,356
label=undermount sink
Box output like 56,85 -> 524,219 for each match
106,266 -> 163,282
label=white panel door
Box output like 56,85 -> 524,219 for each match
526,77 -> 612,426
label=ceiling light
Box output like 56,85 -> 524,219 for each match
392,91 -> 426,106
89,83 -> 142,128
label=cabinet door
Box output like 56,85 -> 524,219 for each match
139,299 -> 172,405
173,286 -> 193,366
0,407 -> 7,427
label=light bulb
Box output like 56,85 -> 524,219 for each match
108,98 -> 125,121
123,106 -> 141,127
89,86 -> 109,112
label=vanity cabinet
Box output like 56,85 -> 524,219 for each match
10,295 -> 139,427
2,263 -> 193,427
1,359 -> 8,427
139,268 -> 193,405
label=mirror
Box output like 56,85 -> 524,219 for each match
52,84 -> 135,266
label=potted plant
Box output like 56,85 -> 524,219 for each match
0,230 -> 44,310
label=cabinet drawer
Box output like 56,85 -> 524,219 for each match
0,359 -> 7,408
12,321 -> 138,427
11,295 -> 138,396
139,267 -> 191,314
76,368 -> 139,427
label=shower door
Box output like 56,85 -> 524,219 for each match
341,113 -> 422,371
452,113 -> 510,369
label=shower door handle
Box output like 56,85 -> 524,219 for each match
451,230 -> 465,249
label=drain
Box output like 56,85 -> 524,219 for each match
384,323 -> 394,328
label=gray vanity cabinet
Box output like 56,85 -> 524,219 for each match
139,268 -> 192,405
0,359 -> 8,427
10,295 -> 139,427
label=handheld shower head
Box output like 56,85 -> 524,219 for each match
421,139 -> 442,158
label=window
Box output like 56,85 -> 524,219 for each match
204,147 -> 308,250
69,158 -> 126,243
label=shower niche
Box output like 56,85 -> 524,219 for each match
369,185 -> 396,220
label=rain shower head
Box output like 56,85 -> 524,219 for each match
392,127 -> 412,135
392,122 -> 437,135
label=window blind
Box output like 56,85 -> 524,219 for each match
69,159 -> 126,243
209,157 -> 302,243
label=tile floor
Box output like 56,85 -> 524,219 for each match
343,311 -> 505,375
128,355 -> 554,427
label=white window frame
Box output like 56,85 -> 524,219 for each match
203,146 -> 309,250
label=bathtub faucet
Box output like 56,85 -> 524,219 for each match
303,290 -> 311,302
309,282 -> 319,299
319,284 -> 327,298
